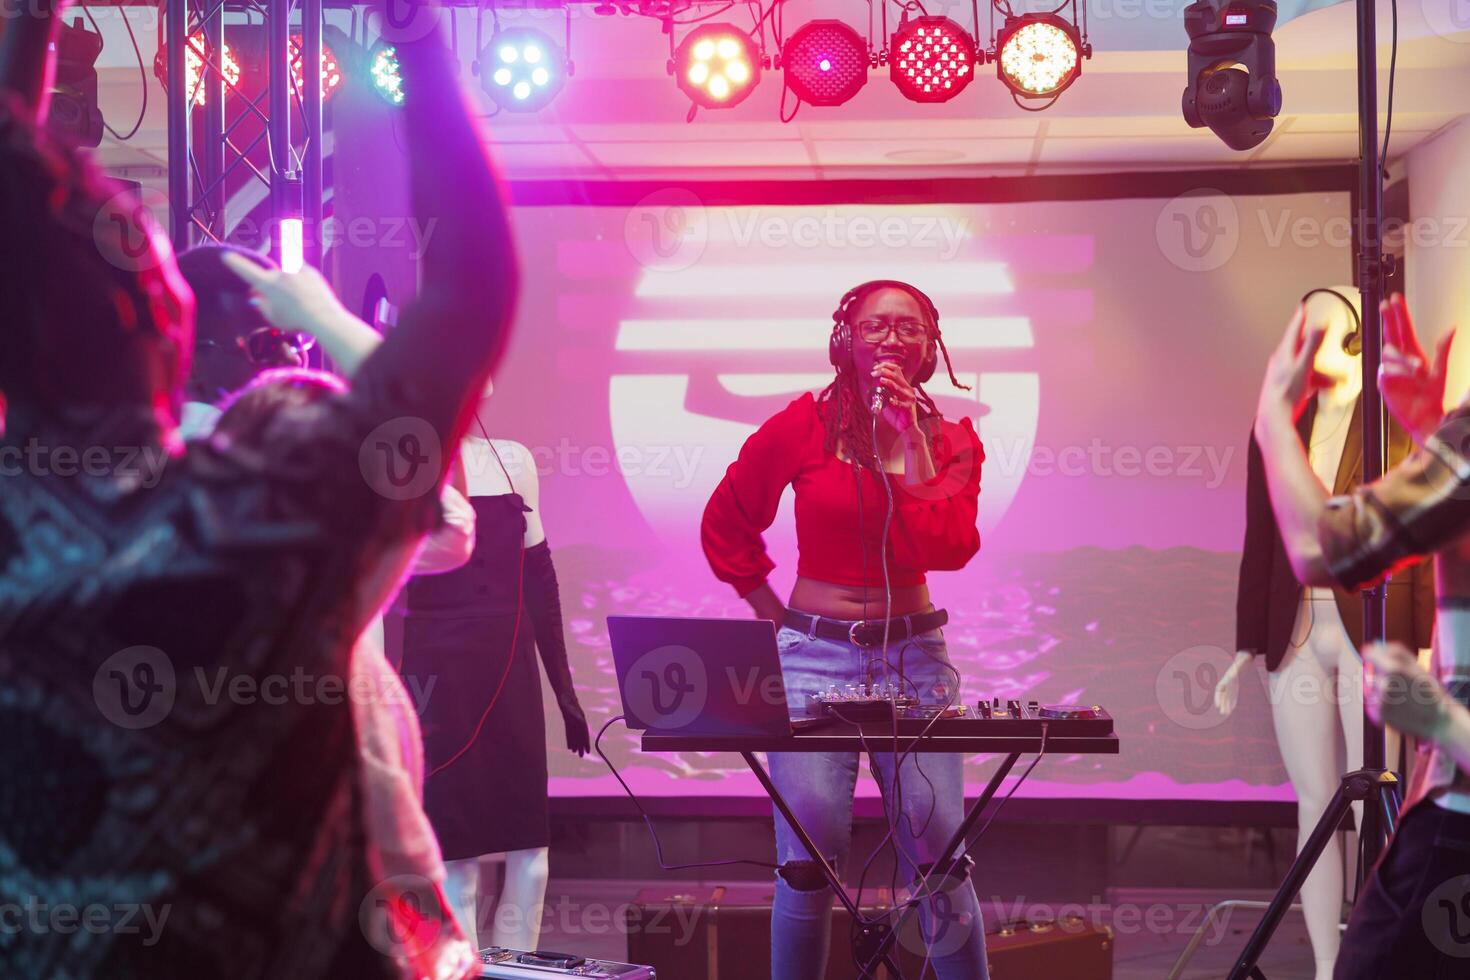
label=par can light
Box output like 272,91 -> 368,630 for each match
673,24 -> 761,109
889,16 -> 977,104
782,20 -> 869,107
995,13 -> 1084,99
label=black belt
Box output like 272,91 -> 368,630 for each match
783,608 -> 949,648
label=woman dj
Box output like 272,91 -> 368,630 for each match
701,280 -> 988,979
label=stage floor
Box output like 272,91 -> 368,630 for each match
506,878 -> 1321,979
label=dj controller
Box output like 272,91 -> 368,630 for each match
805,694 -> 1114,738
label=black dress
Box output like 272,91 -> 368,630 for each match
402,493 -> 548,859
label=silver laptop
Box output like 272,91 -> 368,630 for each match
607,616 -> 824,736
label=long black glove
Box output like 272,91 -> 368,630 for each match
523,540 -> 590,756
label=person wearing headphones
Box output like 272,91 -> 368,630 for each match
176,245 -> 315,439
1215,288 -> 1435,980
701,281 -> 988,979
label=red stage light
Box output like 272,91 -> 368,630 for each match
782,20 -> 869,107
888,16 -> 976,104
153,33 -> 241,108
289,36 -> 343,103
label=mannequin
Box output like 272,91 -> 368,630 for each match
403,380 -> 590,953
446,401 -> 548,953
1216,289 -> 1435,980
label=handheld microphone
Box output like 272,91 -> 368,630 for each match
870,386 -> 885,417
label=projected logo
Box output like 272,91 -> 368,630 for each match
608,208 -> 1056,547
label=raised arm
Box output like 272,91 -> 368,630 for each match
1365,642 -> 1470,778
1254,306 -> 1336,586
220,256 -> 382,376
349,13 -> 519,483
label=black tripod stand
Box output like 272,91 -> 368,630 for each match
1226,769 -> 1401,980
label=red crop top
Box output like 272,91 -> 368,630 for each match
701,392 -> 983,597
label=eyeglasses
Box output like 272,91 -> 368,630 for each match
198,328 -> 316,366
855,319 -> 929,344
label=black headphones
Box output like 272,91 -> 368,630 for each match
828,280 -> 941,384
1301,287 -> 1362,356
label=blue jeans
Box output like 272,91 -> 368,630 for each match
769,620 -> 990,980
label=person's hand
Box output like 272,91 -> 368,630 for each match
1257,303 -> 1332,426
1380,292 -> 1454,448
220,251 -> 352,337
1213,651 -> 1253,718
744,582 -> 788,625
872,361 -> 921,432
1363,641 -> 1450,741
558,695 -> 591,757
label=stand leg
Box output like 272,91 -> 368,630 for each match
1377,781 -> 1401,840
740,751 -> 904,980
858,752 -> 1023,978
1227,769 -> 1398,980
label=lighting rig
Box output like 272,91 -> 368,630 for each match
142,0 -> 1099,276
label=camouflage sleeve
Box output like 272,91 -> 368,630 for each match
1320,409 -> 1470,592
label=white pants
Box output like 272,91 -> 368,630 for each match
1267,592 -> 1363,978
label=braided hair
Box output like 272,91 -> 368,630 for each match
817,280 -> 970,470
